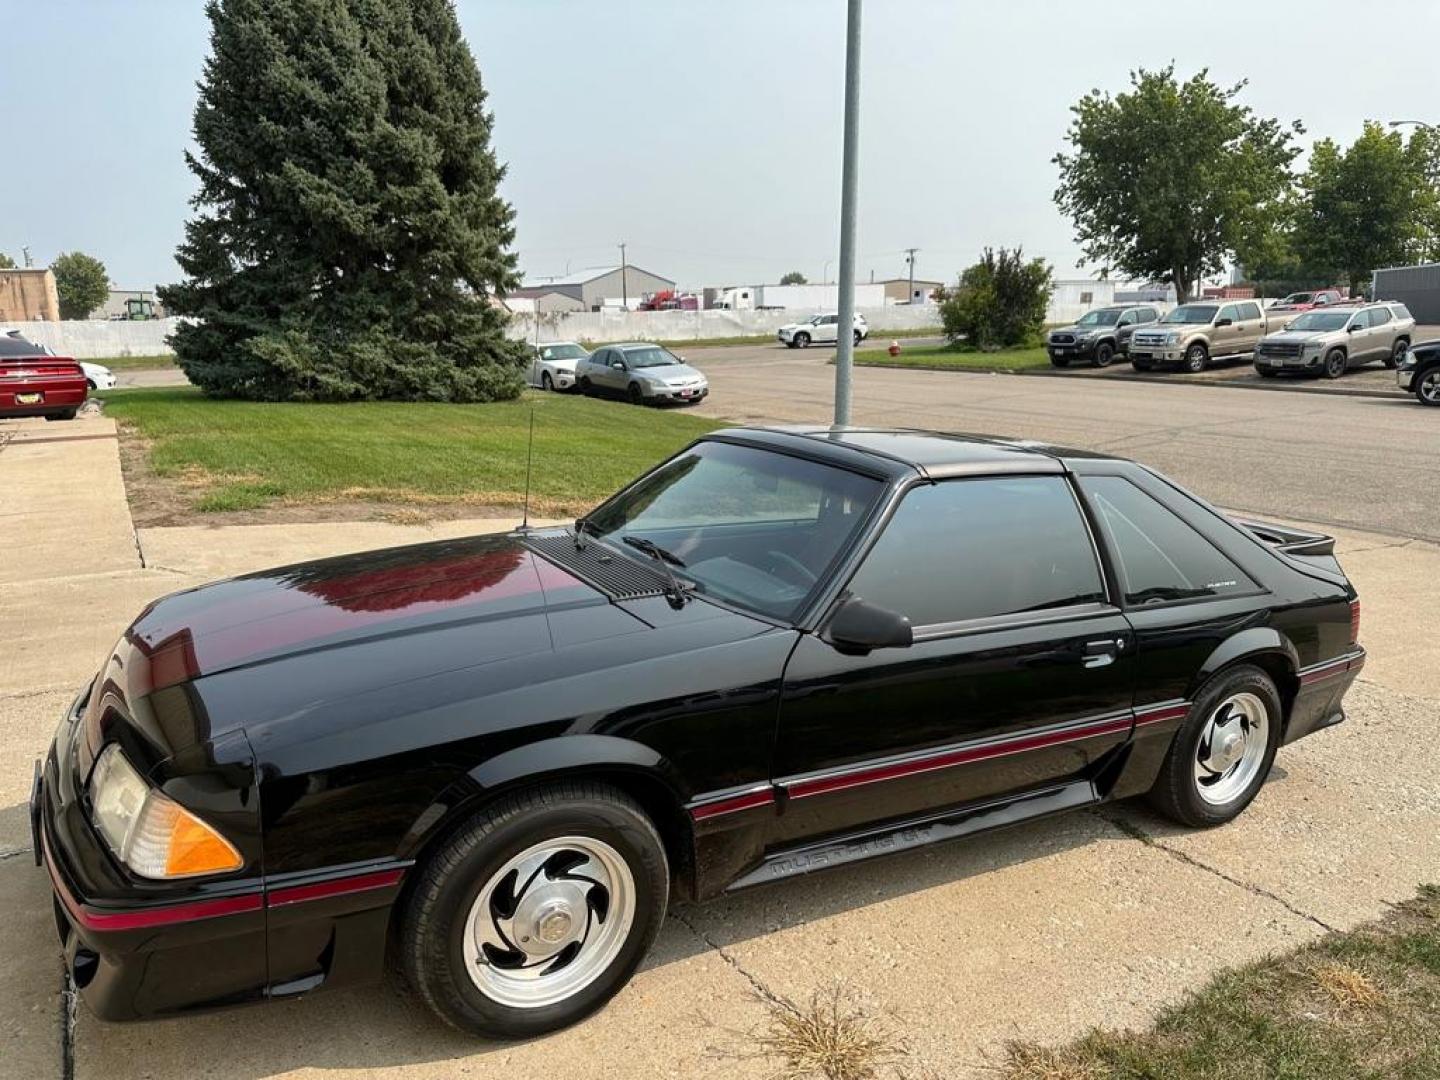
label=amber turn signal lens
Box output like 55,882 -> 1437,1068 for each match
165,808 -> 243,877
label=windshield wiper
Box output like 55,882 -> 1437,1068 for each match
621,535 -> 693,607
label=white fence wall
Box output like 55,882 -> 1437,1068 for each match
10,305 -> 944,359
9,318 -> 181,358
507,304 -> 940,345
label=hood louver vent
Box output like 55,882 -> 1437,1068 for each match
523,532 -> 667,601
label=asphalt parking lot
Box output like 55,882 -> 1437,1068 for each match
3,365 -> 1439,1078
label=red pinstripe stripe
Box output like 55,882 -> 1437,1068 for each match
1134,702 -> 1190,727
266,868 -> 406,908
690,788 -> 776,821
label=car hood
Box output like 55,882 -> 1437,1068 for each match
638,363 -> 705,383
1263,330 -> 1336,344
542,357 -> 581,371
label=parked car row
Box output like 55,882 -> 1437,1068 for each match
528,340 -> 709,406
1048,299 -> 1425,388
0,330 -> 91,422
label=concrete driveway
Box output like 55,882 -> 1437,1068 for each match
3,399 -> 1439,1079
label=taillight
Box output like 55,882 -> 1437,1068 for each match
1350,599 -> 1361,645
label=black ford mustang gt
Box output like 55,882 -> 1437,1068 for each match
33,427 -> 1364,1037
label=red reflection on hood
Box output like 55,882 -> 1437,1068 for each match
290,547 -> 528,612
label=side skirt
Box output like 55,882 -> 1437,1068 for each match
724,781 -> 1097,892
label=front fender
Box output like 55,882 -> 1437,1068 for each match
394,735 -> 691,862
1188,627 -> 1298,698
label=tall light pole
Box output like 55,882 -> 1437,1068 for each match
1390,119 -> 1438,133
832,0 -> 863,426
904,247 -> 919,303
618,242 -> 628,309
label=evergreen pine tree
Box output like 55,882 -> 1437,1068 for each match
161,0 -> 526,401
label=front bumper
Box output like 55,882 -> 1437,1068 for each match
1047,340 -> 1097,361
1255,354 -> 1323,373
33,691 -> 269,1019
1398,368 -> 1416,390
1127,344 -> 1182,364
653,385 -> 708,403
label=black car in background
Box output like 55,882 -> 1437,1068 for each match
34,427 -> 1364,1038
1397,338 -> 1440,405
1046,304 -> 1163,368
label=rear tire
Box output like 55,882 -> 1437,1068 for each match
1146,665 -> 1282,828
1385,338 -> 1408,369
398,783 -> 669,1039
46,409 -> 78,422
1093,342 -> 1115,368
1323,348 -> 1347,380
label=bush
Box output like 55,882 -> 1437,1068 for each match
939,248 -> 1052,350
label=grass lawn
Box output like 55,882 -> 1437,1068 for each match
578,326 -> 943,352
852,342 -> 1052,372
100,387 -> 718,516
93,354 -> 178,371
1002,884 -> 1440,1079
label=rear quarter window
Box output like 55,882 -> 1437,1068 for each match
1079,476 -> 1257,606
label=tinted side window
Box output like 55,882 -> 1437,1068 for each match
1218,304 -> 1240,321
1080,476 -> 1256,605
847,477 -> 1105,626
1238,302 -> 1262,320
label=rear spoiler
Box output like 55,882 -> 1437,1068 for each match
1235,519 -> 1335,557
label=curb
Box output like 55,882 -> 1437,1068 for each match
853,360 -> 1407,401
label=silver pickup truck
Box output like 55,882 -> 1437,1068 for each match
1128,300 -> 1279,373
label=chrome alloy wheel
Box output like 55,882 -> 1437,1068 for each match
1421,370 -> 1440,405
1193,692 -> 1269,806
462,836 -> 635,1009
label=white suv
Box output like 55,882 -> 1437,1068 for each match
777,312 -> 869,348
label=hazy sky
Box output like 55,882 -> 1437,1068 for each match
4,0 -> 1437,292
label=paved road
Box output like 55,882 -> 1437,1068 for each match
690,345 -> 1440,541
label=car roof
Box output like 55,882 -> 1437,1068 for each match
610,342 -> 674,351
705,426 -> 1122,480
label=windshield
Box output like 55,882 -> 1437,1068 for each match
623,346 -> 681,369
1285,311 -> 1351,332
539,343 -> 586,361
1076,309 -> 1121,327
583,440 -> 883,620
1161,305 -> 1219,325
1279,293 -> 1314,304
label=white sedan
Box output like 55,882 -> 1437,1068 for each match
81,361 -> 117,390
777,312 -> 869,348
528,341 -> 588,391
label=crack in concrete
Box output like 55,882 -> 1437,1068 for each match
1101,812 -> 1338,934
0,846 -> 33,861
59,964 -> 77,1080
670,908 -> 781,1006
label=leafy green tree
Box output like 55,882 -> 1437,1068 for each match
779,270 -> 808,285
0,252 -> 15,269
1293,123 -> 1434,294
161,0 -> 527,402
1054,66 -> 1300,303
939,248 -> 1052,350
52,251 -> 111,320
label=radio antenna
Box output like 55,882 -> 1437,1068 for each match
519,406 -> 536,532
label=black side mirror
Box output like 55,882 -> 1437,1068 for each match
1347,324 -> 1358,333
827,594 -> 913,654
1215,317 -> 1233,327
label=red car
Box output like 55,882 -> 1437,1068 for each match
0,334 -> 87,421
1267,288 -> 1346,318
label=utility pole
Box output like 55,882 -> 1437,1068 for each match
832,0 -> 862,426
618,242 -> 628,310
904,247 -> 919,303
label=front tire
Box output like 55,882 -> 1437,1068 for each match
1183,342 -> 1208,373
1050,353 -> 1070,369
1131,358 -> 1153,372
1093,342 -> 1115,368
1146,665 -> 1282,828
399,783 -> 669,1039
541,372 -> 554,392
578,376 -> 592,396
1416,367 -> 1440,407
627,382 -> 646,406
853,330 -> 862,346
794,332 -> 811,349
1323,348 -> 1347,380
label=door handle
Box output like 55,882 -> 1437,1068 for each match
1082,638 -> 1124,668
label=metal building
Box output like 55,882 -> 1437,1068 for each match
510,265 -> 676,312
1373,262 -> 1440,323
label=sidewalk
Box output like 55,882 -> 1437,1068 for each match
2,419 -> 1438,1080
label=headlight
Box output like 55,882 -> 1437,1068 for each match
89,744 -> 242,879
1164,331 -> 1181,344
